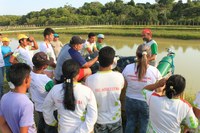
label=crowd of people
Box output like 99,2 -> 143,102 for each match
0,28 -> 199,133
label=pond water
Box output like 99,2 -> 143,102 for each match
4,34 -> 200,98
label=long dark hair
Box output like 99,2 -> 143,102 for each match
165,74 -> 186,99
136,44 -> 151,81
62,59 -> 80,111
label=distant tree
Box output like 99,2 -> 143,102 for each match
127,0 -> 135,6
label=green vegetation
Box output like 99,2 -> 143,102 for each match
2,25 -> 200,40
1,0 -> 200,26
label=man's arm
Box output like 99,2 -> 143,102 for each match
193,106 -> 200,118
149,54 -> 156,61
144,78 -> 166,91
0,116 -> 12,133
9,55 -> 18,64
86,48 -> 93,54
82,56 -> 98,68
29,36 -> 38,50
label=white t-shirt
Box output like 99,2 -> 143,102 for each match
81,41 -> 96,57
85,70 -> 124,124
43,83 -> 97,133
13,46 -> 33,68
29,71 -> 54,112
142,89 -> 198,133
0,46 -> 5,67
122,63 -> 161,101
40,42 -> 56,63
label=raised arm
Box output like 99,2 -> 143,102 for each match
29,36 -> 38,50
143,78 -> 166,91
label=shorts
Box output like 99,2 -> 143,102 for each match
78,68 -> 84,81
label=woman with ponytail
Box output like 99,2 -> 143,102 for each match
43,59 -> 98,133
122,44 -> 162,132
142,74 -> 198,132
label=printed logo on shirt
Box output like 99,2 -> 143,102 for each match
127,75 -> 152,83
95,87 -> 120,92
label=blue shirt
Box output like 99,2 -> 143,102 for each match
1,46 -> 12,66
54,44 -> 87,81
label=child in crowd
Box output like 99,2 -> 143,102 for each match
43,59 -> 97,133
142,74 -> 198,132
0,63 -> 36,133
85,46 -> 124,133
1,37 -> 13,88
29,52 -> 56,133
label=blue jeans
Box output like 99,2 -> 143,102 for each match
94,120 -> 122,133
0,67 -> 4,99
125,97 -> 149,133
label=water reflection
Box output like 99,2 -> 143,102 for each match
5,35 -> 200,96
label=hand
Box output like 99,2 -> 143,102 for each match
28,36 -> 35,42
156,78 -> 167,88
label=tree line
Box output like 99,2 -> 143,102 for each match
1,0 -> 200,26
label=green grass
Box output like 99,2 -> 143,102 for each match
2,25 -> 200,40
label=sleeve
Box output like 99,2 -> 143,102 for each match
84,42 -> 90,48
45,80 -> 54,92
69,49 -> 87,67
42,89 -> 57,126
0,103 -> 3,116
1,47 -> 5,56
194,92 -> 200,109
19,102 -> 35,127
93,43 -> 97,48
12,49 -> 19,58
183,107 -> 198,129
75,90 -> 97,133
39,43 -> 47,53
141,89 -> 154,105
151,43 -> 158,55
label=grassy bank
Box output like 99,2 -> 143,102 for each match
1,25 -> 200,40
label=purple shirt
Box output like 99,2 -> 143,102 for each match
0,91 -> 36,133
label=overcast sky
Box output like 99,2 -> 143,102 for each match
0,0 -> 187,15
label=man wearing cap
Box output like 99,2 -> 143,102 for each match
40,28 -> 56,78
54,35 -> 98,83
85,46 -> 124,133
96,34 -> 106,50
81,32 -> 98,57
10,34 -> 38,68
50,33 -> 63,58
0,35 -> 4,99
29,52 -> 57,133
142,28 -> 158,66
1,37 -> 13,88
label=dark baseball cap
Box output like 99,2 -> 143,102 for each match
32,52 -> 53,68
70,36 -> 85,45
